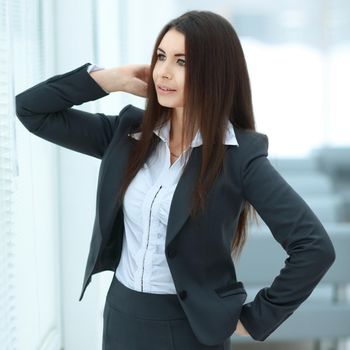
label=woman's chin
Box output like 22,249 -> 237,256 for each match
158,101 -> 173,108
157,100 -> 182,109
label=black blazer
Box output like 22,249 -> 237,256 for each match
15,62 -> 336,346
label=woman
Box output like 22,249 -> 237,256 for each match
15,10 -> 335,350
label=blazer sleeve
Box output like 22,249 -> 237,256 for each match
238,133 -> 336,341
15,62 -> 131,159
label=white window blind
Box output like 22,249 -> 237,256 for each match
1,0 -> 61,349
0,0 -> 19,349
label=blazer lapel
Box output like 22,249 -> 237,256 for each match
98,110 -> 145,239
98,133 -> 133,241
165,147 -> 201,247
98,114 -> 201,249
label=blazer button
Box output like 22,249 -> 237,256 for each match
167,248 -> 177,258
179,290 -> 187,300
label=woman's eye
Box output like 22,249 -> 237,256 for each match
156,53 -> 185,66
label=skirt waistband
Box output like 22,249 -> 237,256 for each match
106,275 -> 188,321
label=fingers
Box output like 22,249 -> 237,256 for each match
131,79 -> 148,97
135,64 -> 151,81
118,64 -> 150,97
137,81 -> 148,97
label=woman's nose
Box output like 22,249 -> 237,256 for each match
160,63 -> 172,79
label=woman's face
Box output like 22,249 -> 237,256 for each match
153,28 -> 186,109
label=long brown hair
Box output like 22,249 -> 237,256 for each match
117,10 -> 258,259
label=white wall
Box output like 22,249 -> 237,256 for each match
54,2 -> 103,349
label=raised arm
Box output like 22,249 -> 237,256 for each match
15,62 -> 150,159
238,133 -> 336,341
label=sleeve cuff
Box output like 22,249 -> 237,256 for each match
86,64 -> 109,93
87,63 -> 105,73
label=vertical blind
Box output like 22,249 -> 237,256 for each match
1,0 -> 45,348
0,0 -> 18,348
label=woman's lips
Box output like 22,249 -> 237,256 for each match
157,85 -> 177,94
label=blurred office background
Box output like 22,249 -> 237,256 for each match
1,0 -> 349,349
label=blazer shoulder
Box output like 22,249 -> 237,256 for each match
233,126 -> 269,157
118,104 -> 144,131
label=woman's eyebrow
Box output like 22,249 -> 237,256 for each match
157,47 -> 185,57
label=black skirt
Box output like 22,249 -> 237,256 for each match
102,275 -> 231,350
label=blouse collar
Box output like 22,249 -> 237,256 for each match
129,118 -> 239,147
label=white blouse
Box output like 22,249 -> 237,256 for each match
118,119 -> 239,294
87,64 -> 240,294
